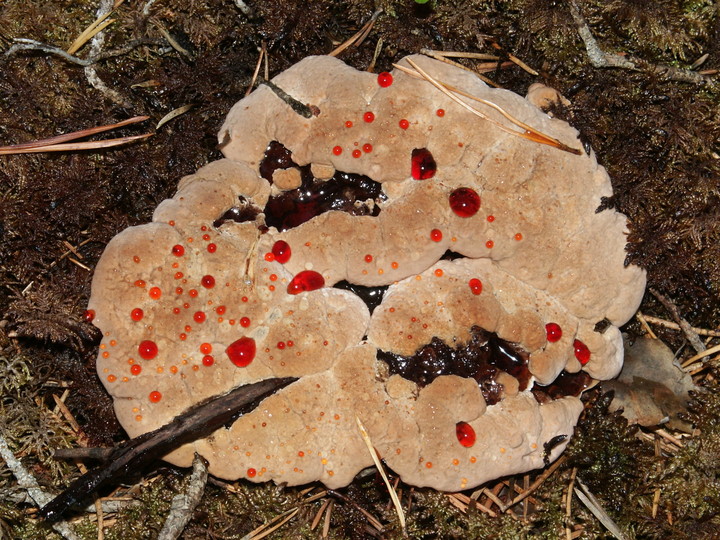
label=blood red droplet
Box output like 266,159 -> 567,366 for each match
131,308 -> 144,321
437,108 -> 445,117
430,229 -> 443,242
352,149 -> 362,158
287,270 -> 325,295
574,339 -> 591,365
149,391 -> 162,403
264,252 -> 275,262
272,240 -> 291,263
486,240 -> 494,249
468,278 -> 482,295
200,343 -> 212,354
216,305 -> 226,315
411,148 -> 437,180
399,119 -> 410,130
456,421 -> 476,448
172,245 -> 184,256
226,337 -> 256,367
149,287 -> 161,299
363,112 -> 375,123
345,120 -> 353,128
138,340 -> 158,360
546,323 -> 562,342
130,364 -> 142,376
362,143 -> 373,153
83,309 -> 95,322
240,317 -> 251,327
247,468 -> 257,478
207,243 -> 217,253
364,254 -> 373,263
201,275 -> 215,288
332,145 -> 342,156
277,341 -> 286,350
193,311 -> 206,323
202,355 -> 214,366
377,72 -> 393,87
449,187 -> 481,217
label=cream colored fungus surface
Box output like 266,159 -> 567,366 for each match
89,55 -> 645,492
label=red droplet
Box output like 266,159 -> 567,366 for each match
399,119 -> 410,130
411,148 -> 437,180
332,145 -> 343,156
468,278 -> 482,295
272,240 -> 291,263
487,215 -> 495,223
486,240 -> 494,249
546,323 -> 562,342
345,120 -> 353,128
207,243 -> 217,253
362,143 -> 373,153
138,340 -> 158,360
202,355 -> 214,367
201,275 -> 215,288
202,234 -> 210,241
240,317 -> 251,327
149,391 -> 162,403
135,279 -> 146,288
264,252 -> 275,262
131,308 -> 144,321
130,364 -> 142,376
456,422 -> 476,447
430,229 -> 443,242
200,343 -> 212,354
352,149 -> 362,158
83,309 -> 95,322
364,254 -> 373,263
172,245 -> 184,256
216,305 -> 226,315
449,187 -> 481,217
574,339 -> 591,365
277,341 -> 286,350
194,311 -> 206,323
149,287 -> 162,299
247,468 -> 257,478
363,112 -> 375,123
189,289 -> 198,298
226,337 -> 256,367
377,72 -> 393,87
287,270 -> 325,295
436,108 -> 445,117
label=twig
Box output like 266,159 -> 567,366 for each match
565,467 -> 578,540
638,313 -> 720,338
569,1 -> 712,85
39,377 -> 297,521
651,288 -> 705,354
419,48 -> 500,88
158,454 -> 208,540
489,42 -> 538,75
574,478 -> 628,540
84,0 -> 128,107
0,433 -> 80,540
682,343 -> 720,368
4,39 -> 92,66
246,44 -> 265,97
509,455 -> 567,508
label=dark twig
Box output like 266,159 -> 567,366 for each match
569,1 -> 712,85
650,288 -> 705,354
39,377 -> 297,522
4,37 -> 163,66
260,79 -> 317,118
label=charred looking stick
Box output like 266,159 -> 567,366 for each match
40,377 -> 297,522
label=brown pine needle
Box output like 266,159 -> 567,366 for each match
510,456 -> 567,508
355,416 -> 406,531
420,48 -> 500,88
396,60 -> 581,155
421,48 -> 500,61
67,12 -> 115,55
0,116 -> 149,152
0,134 -> 152,155
329,10 -> 381,57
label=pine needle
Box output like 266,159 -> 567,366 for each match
355,416 -> 406,532
67,12 -> 115,55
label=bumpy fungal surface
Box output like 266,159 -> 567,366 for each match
89,55 -> 646,492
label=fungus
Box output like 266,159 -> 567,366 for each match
88,55 -> 645,492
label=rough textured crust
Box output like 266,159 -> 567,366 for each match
89,55 -> 645,491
